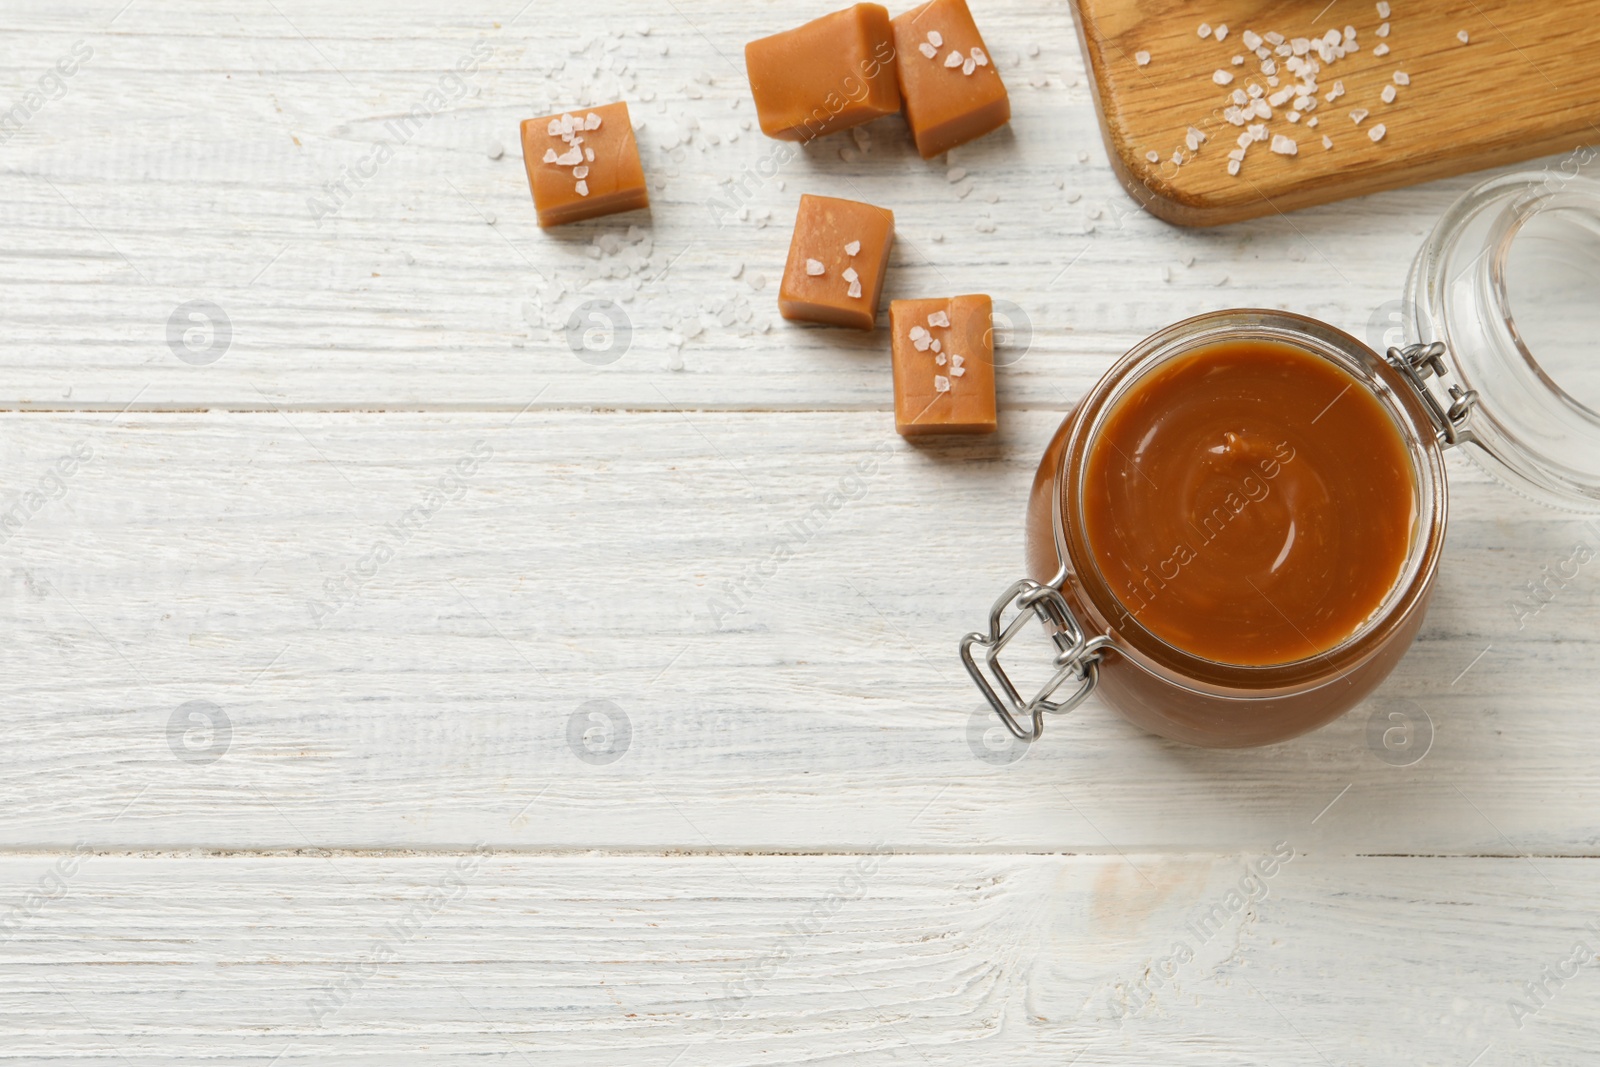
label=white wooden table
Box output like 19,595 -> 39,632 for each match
3,1 -> 1598,1063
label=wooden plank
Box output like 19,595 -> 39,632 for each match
0,0 -> 1538,409
2,410 -> 1597,853
1071,0 -> 1600,225
0,852 -> 1595,1063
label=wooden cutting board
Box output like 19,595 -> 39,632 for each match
1069,0 -> 1600,226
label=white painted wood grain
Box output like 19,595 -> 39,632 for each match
0,853 -> 1594,1065
4,0 -> 1600,1057
0,1 -> 1585,410
0,411 -> 1594,853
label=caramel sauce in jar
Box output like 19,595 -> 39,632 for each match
1081,339 -> 1418,667
1019,311 -> 1449,748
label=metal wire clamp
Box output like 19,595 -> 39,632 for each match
959,576 -> 1112,744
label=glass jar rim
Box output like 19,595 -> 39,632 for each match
1051,309 -> 1450,690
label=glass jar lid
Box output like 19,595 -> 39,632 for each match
1406,168 -> 1600,511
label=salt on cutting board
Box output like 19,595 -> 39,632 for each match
1070,0 -> 1600,225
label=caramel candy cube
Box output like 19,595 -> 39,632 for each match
779,194 -> 895,331
520,101 -> 649,228
890,0 -> 1010,159
889,295 -> 997,435
746,4 -> 901,142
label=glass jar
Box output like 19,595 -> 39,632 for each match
962,168 -> 1600,749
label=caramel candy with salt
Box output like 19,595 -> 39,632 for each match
889,295 -> 996,435
779,194 -> 895,331
890,0 -> 1010,159
520,101 -> 648,228
746,4 -> 901,142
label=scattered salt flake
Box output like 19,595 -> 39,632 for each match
1369,123 -> 1387,142
585,147 -> 595,162
919,42 -> 937,59
1198,22 -> 1212,38
934,375 -> 950,393
845,240 -> 861,256
542,148 -> 558,163
935,353 -> 947,365
972,46 -> 988,66
1233,55 -> 1244,65
488,140 -> 504,160
585,112 -> 602,130
805,259 -> 825,276
1216,24 -> 1229,40
1393,70 -> 1410,85
912,334 -> 931,352
951,366 -> 966,377
928,310 -> 950,327
546,118 -> 562,136
931,338 -> 941,353
1249,123 -> 1268,142
1322,135 -> 1333,149
1376,0 -> 1390,15
962,56 -> 976,75
1135,50 -> 1150,66
1288,110 -> 1301,123
1271,133 -> 1298,155
1248,83 -> 1265,98
1237,132 -> 1253,148
944,50 -> 964,68
1307,115 -> 1319,127
556,146 -> 583,166
575,180 -> 589,196
1264,31 -> 1285,45
846,280 -> 862,299
1213,69 -> 1235,85
1228,158 -> 1241,175
1172,150 -> 1184,165
1458,29 -> 1470,44
1376,21 -> 1390,37
1185,126 -> 1206,150
1381,84 -> 1397,103
1228,147 -> 1246,161
842,267 -> 859,283
1350,108 -> 1370,124
1146,150 -> 1160,163
1242,30 -> 1262,50
1253,98 -> 1271,118
927,30 -> 943,47
946,167 -> 967,182
573,165 -> 590,179
1373,42 -> 1389,56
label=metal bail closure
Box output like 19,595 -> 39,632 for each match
959,576 -> 1112,744
1385,340 -> 1479,448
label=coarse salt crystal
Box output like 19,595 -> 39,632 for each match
806,259 -> 825,276
1376,1 -> 1390,17
1242,30 -> 1262,50
1248,83 -> 1265,98
1381,85 -> 1397,103
842,267 -> 859,283
555,146 -> 583,166
847,280 -> 862,299
951,354 -> 964,370
1216,24 -> 1229,41
1288,110 -> 1301,123
585,147 -> 595,162
1198,22 -> 1212,38
1271,133 -> 1298,155
1323,29 -> 1341,46
1172,150 -> 1184,165
1213,69 -> 1234,85
1458,29 -> 1470,44
1186,126 -> 1206,150
934,375 -> 950,393
928,310 -> 950,327
1269,86 -> 1294,107
944,50 -> 964,68
1376,21 -> 1390,37
845,240 -> 861,256
1225,106 -> 1246,125
1373,42 -> 1389,56
1323,135 -> 1333,149
575,180 -> 589,196
585,112 -> 602,130
1233,55 -> 1244,65
931,338 -> 941,353
543,148 -> 558,163
919,42 -> 937,59
962,56 -> 976,75
1265,31 -> 1284,45
1345,24 -> 1357,39
547,119 -> 562,136
1253,98 -> 1271,118
1228,158 -> 1241,176
1233,88 -> 1248,105
1237,132 -> 1253,148
1228,146 -> 1246,161
1146,150 -> 1160,163
927,30 -> 943,46
573,165 -> 589,178
1369,123 -> 1387,142
935,353 -> 946,365
951,366 -> 965,377
1250,123 -> 1268,142
971,46 -> 988,66
1307,115 -> 1319,127
1350,108 -> 1369,123
1393,70 -> 1410,85
1135,50 -> 1151,66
